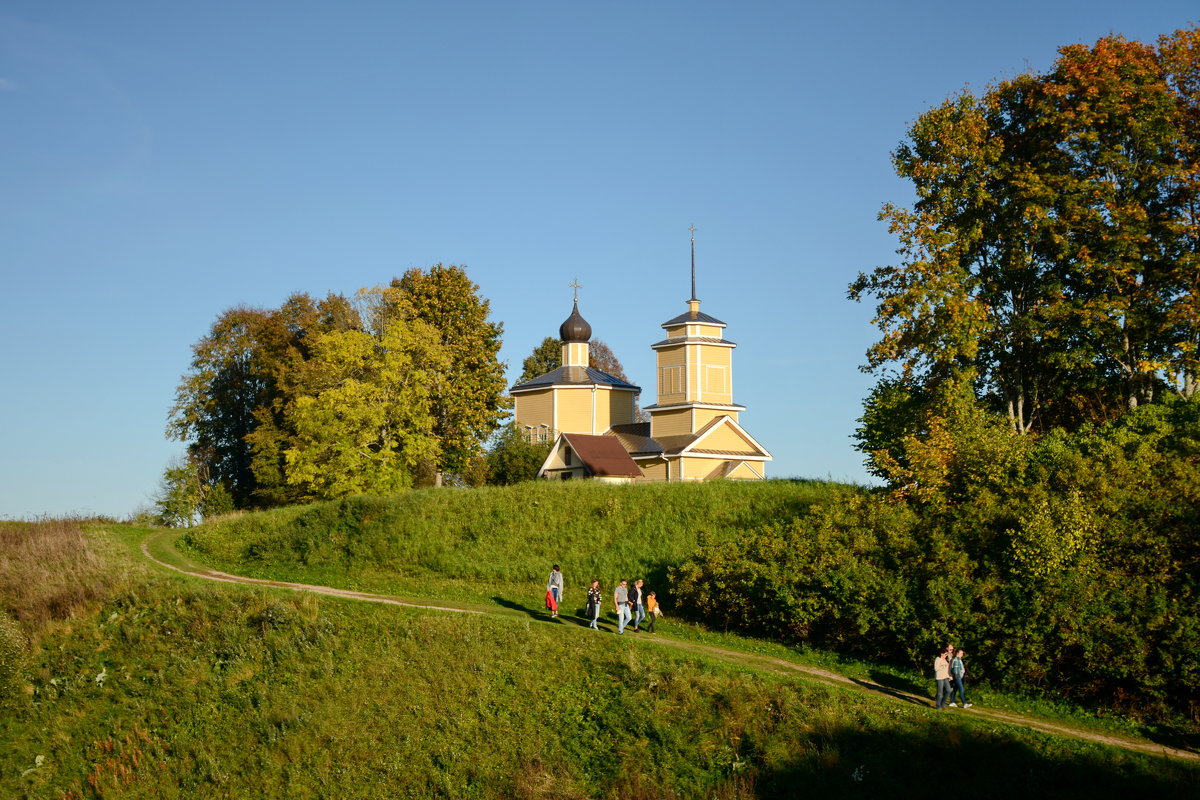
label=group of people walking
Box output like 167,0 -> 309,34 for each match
933,643 -> 972,709
545,566 -> 661,634
554,567 -> 977,709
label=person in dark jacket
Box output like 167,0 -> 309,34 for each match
586,579 -> 602,630
628,579 -> 643,632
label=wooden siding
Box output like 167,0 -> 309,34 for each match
515,389 -> 554,430
650,408 -> 692,438
700,365 -> 729,403
658,365 -> 685,405
556,388 -> 596,434
664,324 -> 688,339
681,457 -> 727,481
693,407 -> 738,428
563,341 -> 589,367
702,423 -> 757,454
609,390 -> 635,427
638,459 -> 669,481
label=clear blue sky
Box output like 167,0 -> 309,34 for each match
1,2 -> 1194,518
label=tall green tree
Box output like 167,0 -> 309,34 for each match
391,265 -> 507,476
1042,36 -> 1190,410
245,293 -> 361,506
1151,27 -> 1200,400
171,269 -> 507,506
265,288 -> 448,501
851,28 -> 1200,465
166,305 -> 289,507
168,293 -> 360,508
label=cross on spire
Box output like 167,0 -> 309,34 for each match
569,277 -> 583,303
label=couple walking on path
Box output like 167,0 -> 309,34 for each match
934,644 -> 972,709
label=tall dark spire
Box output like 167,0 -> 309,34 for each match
689,224 -> 698,302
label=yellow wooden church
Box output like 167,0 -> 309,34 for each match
510,236 -> 771,482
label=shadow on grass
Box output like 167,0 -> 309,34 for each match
492,596 -> 546,620
866,669 -> 926,696
491,596 -> 627,634
1142,727 -> 1200,758
490,597 -> 598,628
849,676 -> 932,708
739,722 -> 1200,800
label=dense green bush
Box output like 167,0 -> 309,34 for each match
673,400 -> 1200,724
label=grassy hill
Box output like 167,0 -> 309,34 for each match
2,498 -> 1199,798
179,479 -> 844,606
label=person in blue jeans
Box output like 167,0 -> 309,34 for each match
613,579 -> 631,634
933,647 -> 952,709
546,565 -> 563,618
630,579 -> 645,632
949,648 -> 973,708
586,579 -> 602,630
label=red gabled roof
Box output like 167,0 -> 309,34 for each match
560,433 -> 644,477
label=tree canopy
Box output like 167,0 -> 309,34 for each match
390,265 -> 507,475
850,28 -> 1200,454
168,267 -> 506,507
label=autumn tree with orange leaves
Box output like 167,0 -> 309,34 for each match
851,28 -> 1200,484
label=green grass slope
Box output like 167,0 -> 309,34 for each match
3,523 -> 1198,799
181,480 -> 842,605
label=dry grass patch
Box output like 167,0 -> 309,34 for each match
0,520 -> 113,632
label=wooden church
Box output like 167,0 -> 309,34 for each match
510,234 -> 772,482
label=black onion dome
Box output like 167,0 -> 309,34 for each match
559,300 -> 592,343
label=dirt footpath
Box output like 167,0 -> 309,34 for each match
141,530 -> 1197,764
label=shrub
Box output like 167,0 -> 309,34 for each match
673,400 -> 1200,724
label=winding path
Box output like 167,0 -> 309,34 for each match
140,530 -> 1197,764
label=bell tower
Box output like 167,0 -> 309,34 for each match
646,227 -> 746,440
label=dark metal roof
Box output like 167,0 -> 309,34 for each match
608,423 -> 664,456
662,309 -> 726,327
650,335 -> 735,348
651,433 -> 707,454
641,401 -> 746,413
560,433 -> 644,477
511,365 -> 640,393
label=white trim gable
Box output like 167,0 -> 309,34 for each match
537,435 -> 574,478
678,415 -> 773,460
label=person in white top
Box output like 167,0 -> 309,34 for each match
546,565 -> 564,618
